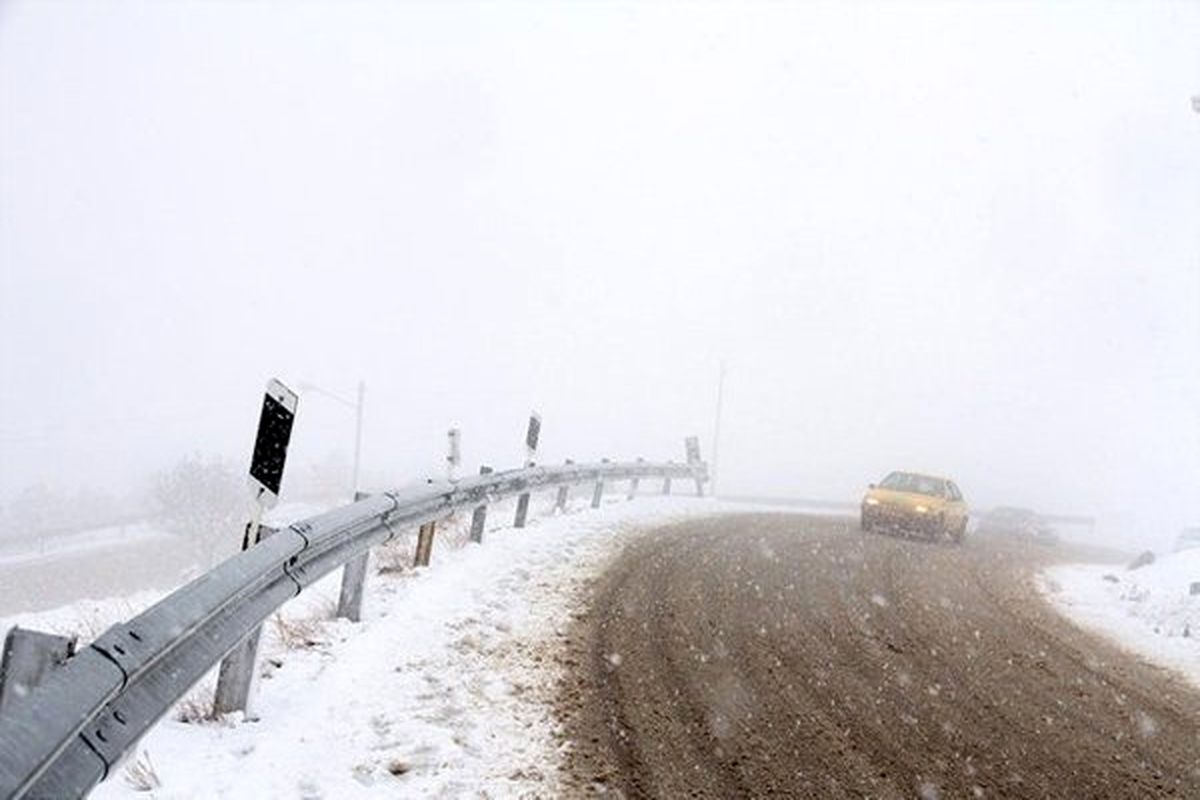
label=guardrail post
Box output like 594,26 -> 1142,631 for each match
554,459 -> 573,513
213,627 -> 264,718
414,521 -> 436,567
0,628 -> 76,716
469,465 -> 493,543
336,491 -> 372,622
591,459 -> 608,508
685,436 -> 705,496
628,457 -> 644,500
514,412 -> 541,528
446,427 -> 461,482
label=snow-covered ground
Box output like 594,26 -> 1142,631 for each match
1040,548 -> 1200,689
3,494 -> 717,798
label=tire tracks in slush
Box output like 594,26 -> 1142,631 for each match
557,513 -> 1200,799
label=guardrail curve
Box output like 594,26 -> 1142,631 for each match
0,457 -> 707,799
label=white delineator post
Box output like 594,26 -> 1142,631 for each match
412,428 -> 463,563
469,464 -> 493,543
513,412 -> 541,528
214,379 -> 297,718
554,459 -> 574,513
628,457 -> 644,500
592,459 -> 608,508
446,427 -> 461,483
685,436 -> 705,497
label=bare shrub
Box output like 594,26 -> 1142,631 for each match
313,595 -> 338,621
270,612 -> 325,650
150,454 -> 248,568
65,599 -> 141,646
375,533 -> 415,574
436,511 -> 470,548
174,684 -> 215,724
123,750 -> 161,792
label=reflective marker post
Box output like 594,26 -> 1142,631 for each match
214,378 -> 297,718
554,459 -> 574,513
513,412 -> 541,528
628,457 -> 644,500
592,459 -> 608,508
446,428 -> 462,482
415,476 -> 438,566
469,465 -> 493,543
685,436 -> 704,497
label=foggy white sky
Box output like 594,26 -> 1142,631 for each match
1,1 -> 1198,548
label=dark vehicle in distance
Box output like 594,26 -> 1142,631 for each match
976,506 -> 1059,546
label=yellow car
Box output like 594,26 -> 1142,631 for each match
861,471 -> 969,543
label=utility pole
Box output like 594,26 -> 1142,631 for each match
351,380 -> 365,496
711,361 -> 726,497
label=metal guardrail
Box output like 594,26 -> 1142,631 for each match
0,458 -> 706,799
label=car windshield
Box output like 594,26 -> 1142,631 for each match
879,472 -> 944,497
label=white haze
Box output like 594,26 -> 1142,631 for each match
1,1 -> 1197,550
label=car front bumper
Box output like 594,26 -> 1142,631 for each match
863,504 -> 942,534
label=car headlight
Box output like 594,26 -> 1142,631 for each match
914,505 -> 928,514
865,498 -> 880,506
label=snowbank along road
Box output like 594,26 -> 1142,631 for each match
558,513 -> 1200,799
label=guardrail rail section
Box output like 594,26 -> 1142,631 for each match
0,454 -> 707,799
